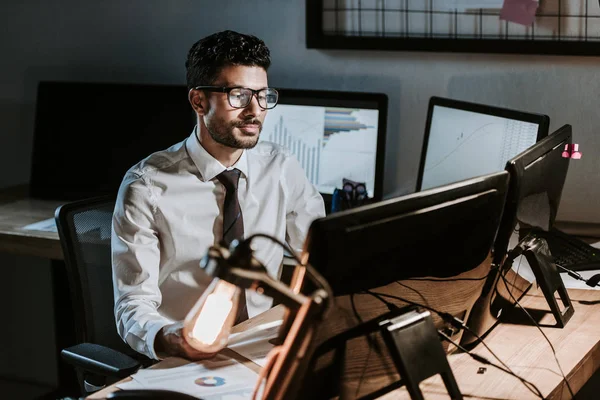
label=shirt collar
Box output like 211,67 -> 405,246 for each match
185,127 -> 250,182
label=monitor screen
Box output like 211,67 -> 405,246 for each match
417,96 -> 550,191
259,89 -> 388,201
303,170 -> 509,296
30,81 -> 195,200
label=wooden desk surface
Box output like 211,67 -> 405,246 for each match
89,287 -> 600,400
0,185 -> 65,260
384,287 -> 600,399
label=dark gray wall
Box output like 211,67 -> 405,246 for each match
1,0 -> 599,388
2,1 -> 598,221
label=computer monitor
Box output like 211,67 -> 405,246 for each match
495,124 -> 572,264
463,125 -> 572,345
30,81 -> 195,200
416,96 -> 550,192
259,89 -> 388,202
303,170 -> 509,296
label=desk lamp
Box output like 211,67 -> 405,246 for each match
182,234 -> 333,400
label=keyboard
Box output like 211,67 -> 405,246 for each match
530,228 -> 600,272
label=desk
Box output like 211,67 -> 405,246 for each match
388,287 -> 600,399
89,286 -> 600,400
0,185 -> 64,259
2,184 -> 596,398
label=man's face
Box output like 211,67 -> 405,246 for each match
202,65 -> 269,149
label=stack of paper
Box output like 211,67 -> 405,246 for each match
117,355 -> 258,399
115,317 -> 284,399
227,319 -> 282,367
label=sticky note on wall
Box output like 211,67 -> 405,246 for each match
500,0 -> 539,26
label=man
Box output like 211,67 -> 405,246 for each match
112,30 -> 325,361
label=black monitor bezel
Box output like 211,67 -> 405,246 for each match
304,170 -> 510,295
416,96 -> 551,192
29,80 -> 195,200
29,83 -> 387,203
275,88 -> 388,203
493,124 -> 572,265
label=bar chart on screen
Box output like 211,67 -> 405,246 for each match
261,104 -> 379,196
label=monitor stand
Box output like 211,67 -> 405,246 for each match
380,308 -> 463,400
522,237 -> 574,328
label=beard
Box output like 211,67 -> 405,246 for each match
205,116 -> 262,149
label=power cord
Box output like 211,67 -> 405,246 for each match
406,265 -> 500,283
499,272 -> 576,399
239,233 -> 334,312
437,330 -> 543,399
555,263 -> 600,288
349,292 -> 387,398
363,289 -> 544,399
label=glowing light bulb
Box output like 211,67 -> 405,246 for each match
183,279 -> 240,353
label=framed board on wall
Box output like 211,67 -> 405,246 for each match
306,0 -> 600,55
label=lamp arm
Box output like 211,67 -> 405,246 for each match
204,241 -> 333,312
200,241 -> 332,400
225,266 -> 309,310
261,289 -> 329,400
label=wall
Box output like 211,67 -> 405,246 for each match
1,0 -> 599,388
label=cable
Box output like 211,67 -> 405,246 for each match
243,233 -> 334,300
496,235 -> 576,398
365,289 -> 402,313
510,245 -> 525,295
555,263 -> 600,288
351,292 -> 384,353
350,293 -> 364,323
244,233 -> 302,264
395,281 -> 430,308
350,293 -> 384,397
489,235 -> 533,326
406,265 -> 499,283
369,290 -> 510,370
437,330 -> 544,399
499,272 -> 576,399
363,289 -> 544,399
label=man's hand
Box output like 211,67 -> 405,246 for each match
155,322 -> 219,361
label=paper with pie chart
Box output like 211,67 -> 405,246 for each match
117,355 -> 258,399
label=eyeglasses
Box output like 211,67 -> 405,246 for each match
193,86 -> 279,110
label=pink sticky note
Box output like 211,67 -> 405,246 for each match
500,0 -> 538,26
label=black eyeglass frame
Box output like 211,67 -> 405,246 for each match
192,86 -> 279,110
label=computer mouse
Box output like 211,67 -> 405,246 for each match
107,389 -> 201,399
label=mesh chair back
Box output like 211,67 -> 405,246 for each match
55,196 -> 134,357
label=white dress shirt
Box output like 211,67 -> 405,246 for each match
112,129 -> 325,359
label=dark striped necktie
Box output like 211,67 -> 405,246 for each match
216,168 -> 248,323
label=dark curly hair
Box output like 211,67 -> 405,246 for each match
185,30 -> 271,89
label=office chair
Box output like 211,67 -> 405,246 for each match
55,196 -> 232,399
55,195 -> 148,396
